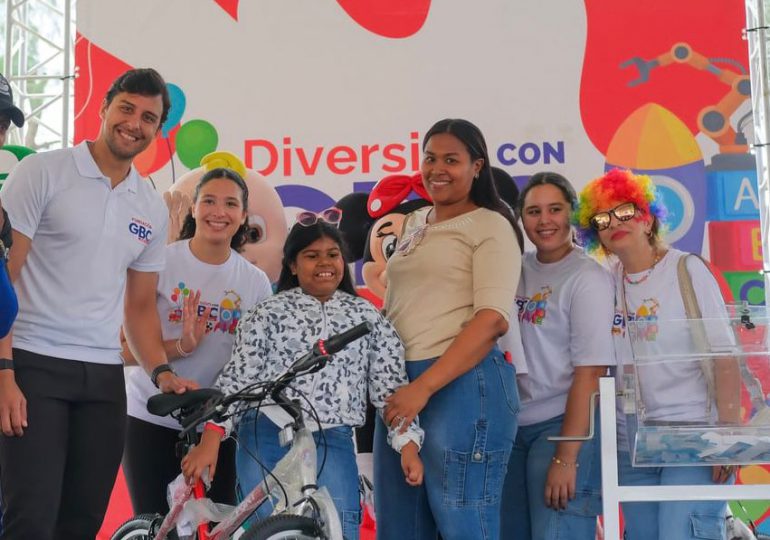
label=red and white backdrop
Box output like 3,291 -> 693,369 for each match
72,1 -> 770,537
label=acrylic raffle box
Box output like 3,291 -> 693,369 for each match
624,305 -> 770,467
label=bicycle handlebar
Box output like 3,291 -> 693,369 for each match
163,322 -> 373,439
287,321 -> 372,375
323,321 -> 373,355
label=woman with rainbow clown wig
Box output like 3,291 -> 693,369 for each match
499,172 -> 614,540
575,168 -> 740,540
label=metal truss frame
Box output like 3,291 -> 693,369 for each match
3,0 -> 75,149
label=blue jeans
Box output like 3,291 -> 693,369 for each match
500,413 -> 602,540
236,411 -> 362,540
618,451 -> 728,540
373,348 -> 519,540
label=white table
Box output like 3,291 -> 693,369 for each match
598,376 -> 770,540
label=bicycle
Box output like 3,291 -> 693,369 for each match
111,321 -> 372,540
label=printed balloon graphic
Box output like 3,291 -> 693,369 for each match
0,145 -> 36,186
175,119 -> 219,169
162,84 -> 186,137
133,125 -> 179,176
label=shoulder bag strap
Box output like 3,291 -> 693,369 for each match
677,253 -> 715,413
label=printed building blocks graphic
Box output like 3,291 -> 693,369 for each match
706,169 -> 760,222
708,221 -> 762,272
722,271 -> 765,305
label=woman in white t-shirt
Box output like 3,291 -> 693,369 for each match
121,167 -> 272,515
500,172 -> 614,540
574,168 -> 739,540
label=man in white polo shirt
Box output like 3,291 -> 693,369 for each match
0,68 -> 197,539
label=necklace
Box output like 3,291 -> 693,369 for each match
623,249 -> 662,285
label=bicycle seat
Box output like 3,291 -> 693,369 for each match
147,388 -> 223,417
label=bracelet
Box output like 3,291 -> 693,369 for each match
204,422 -> 226,439
150,364 -> 175,388
551,456 -> 579,468
0,358 -> 14,371
176,338 -> 191,358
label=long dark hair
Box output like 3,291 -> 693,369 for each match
423,119 -> 523,250
276,221 -> 358,296
178,167 -> 249,251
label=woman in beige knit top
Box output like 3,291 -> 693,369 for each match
374,118 -> 523,540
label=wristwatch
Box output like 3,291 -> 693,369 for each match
0,358 -> 14,371
150,364 -> 175,388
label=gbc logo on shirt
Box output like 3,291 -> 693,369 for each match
129,218 -> 153,244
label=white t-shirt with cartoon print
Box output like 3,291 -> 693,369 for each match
612,248 -> 730,448
514,247 -> 615,426
126,240 -> 272,430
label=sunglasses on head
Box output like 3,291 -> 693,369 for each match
296,207 -> 343,227
589,202 -> 637,231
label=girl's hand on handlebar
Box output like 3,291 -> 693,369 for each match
400,441 -> 424,487
181,430 -> 222,485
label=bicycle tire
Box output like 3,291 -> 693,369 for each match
110,513 -> 179,540
240,514 -> 324,540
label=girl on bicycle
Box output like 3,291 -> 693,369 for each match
500,172 -> 614,540
183,218 -> 424,540
122,167 -> 273,514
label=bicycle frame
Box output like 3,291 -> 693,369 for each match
149,422 -> 343,540
125,322 -> 372,540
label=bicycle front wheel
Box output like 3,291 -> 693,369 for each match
110,513 -> 178,540
241,514 -> 324,540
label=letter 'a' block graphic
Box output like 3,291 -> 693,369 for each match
708,221 -> 763,272
706,169 -> 760,221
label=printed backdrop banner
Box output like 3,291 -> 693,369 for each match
74,0 -> 755,251
75,1 -> 770,536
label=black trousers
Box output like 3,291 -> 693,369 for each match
0,349 -> 126,540
122,415 -> 237,515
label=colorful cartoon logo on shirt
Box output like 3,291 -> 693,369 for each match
213,290 -> 243,334
128,217 -> 153,245
627,298 -> 660,342
517,286 -> 552,325
167,282 -> 243,335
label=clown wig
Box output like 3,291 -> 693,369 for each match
573,169 -> 667,254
